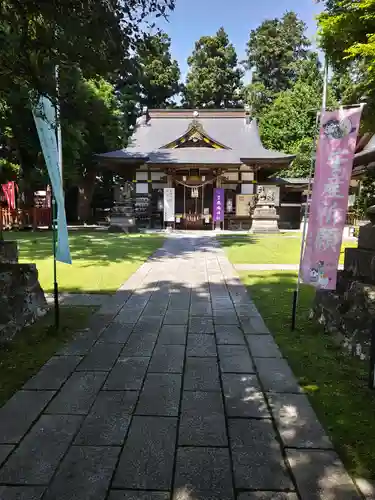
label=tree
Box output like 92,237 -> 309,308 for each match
136,32 -> 181,108
317,0 -> 375,129
0,0 -> 175,102
259,58 -> 336,177
183,27 -> 243,108
246,12 -> 310,99
59,71 -> 137,221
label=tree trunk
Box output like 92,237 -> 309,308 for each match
77,170 -> 96,223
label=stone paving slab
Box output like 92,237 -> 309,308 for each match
268,393 -> 333,449
173,447 -> 234,500
0,445 -> 14,467
0,390 -> 55,443
0,235 -> 361,500
187,334 -> 217,357
286,449 -> 362,499
188,317 -> 215,334
222,374 -> 269,418
75,391 -> 137,445
46,371 -> 106,414
136,373 -> 182,416
179,391 -> 227,446
229,419 -> 294,491
121,331 -> 158,357
43,446 -> 120,500
104,357 -> 149,390
215,325 -> 246,345
99,322 -> 134,343
108,493 -> 170,500
218,345 -> 255,373
157,325 -> 187,345
76,342 -> 123,371
0,486 -> 46,500
237,493 -> 298,500
149,344 -> 185,373
246,335 -> 283,358
184,357 -> 221,391
23,355 -> 82,390
0,414 -> 83,484
254,358 -> 302,393
114,416 -> 177,490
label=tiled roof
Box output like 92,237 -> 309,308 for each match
97,109 -> 295,165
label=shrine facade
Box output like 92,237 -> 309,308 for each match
98,107 -> 298,231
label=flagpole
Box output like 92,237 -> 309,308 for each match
53,65 -> 62,329
291,56 -> 329,331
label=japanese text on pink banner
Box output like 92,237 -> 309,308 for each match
301,107 -> 362,290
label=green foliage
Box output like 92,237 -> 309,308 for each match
183,27 -> 243,108
317,0 -> 375,129
259,64 -> 337,177
136,32 -> 181,108
246,12 -> 310,96
0,0 -> 175,102
354,171 -> 375,218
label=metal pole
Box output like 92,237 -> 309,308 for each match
52,194 -> 59,328
55,65 -> 63,184
292,55 -> 329,331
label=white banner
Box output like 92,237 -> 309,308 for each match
163,188 -> 175,222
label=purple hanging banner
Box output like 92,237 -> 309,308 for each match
213,188 -> 224,222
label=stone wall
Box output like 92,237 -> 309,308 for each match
0,263 -> 48,342
312,271 -> 375,360
0,240 -> 19,264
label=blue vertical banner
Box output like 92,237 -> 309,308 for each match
32,96 -> 72,264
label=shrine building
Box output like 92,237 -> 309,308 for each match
98,107 -> 300,231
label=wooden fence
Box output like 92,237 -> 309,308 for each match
0,207 -> 52,231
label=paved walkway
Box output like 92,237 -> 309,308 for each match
0,236 -> 363,500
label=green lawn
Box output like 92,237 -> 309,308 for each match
0,306 -> 95,406
4,231 -> 164,293
218,234 -> 357,265
241,270 -> 375,482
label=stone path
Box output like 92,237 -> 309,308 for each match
0,236 -> 363,500
46,293 -> 110,307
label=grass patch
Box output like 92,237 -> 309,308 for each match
240,270 -> 375,481
218,234 -> 356,265
4,231 -> 164,293
0,306 -> 95,406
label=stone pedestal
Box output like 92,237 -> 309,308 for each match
251,206 -> 279,234
311,217 -> 375,359
109,214 -> 137,233
0,263 -> 48,342
0,240 -> 18,263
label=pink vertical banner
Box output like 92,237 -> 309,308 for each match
301,107 -> 363,290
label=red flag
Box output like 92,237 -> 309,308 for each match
2,182 -> 16,209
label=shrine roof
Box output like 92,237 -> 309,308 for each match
97,108 -> 295,166
353,134 -> 375,168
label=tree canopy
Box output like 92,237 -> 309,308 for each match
183,27 -> 243,108
0,0 -> 176,221
317,0 -> 374,129
136,32 -> 181,108
246,11 -> 310,98
0,0 -> 175,101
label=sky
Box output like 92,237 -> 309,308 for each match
157,0 -> 323,83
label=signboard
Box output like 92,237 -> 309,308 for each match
163,188 -> 175,222
236,194 -> 253,217
213,188 -> 224,222
301,107 -> 362,290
